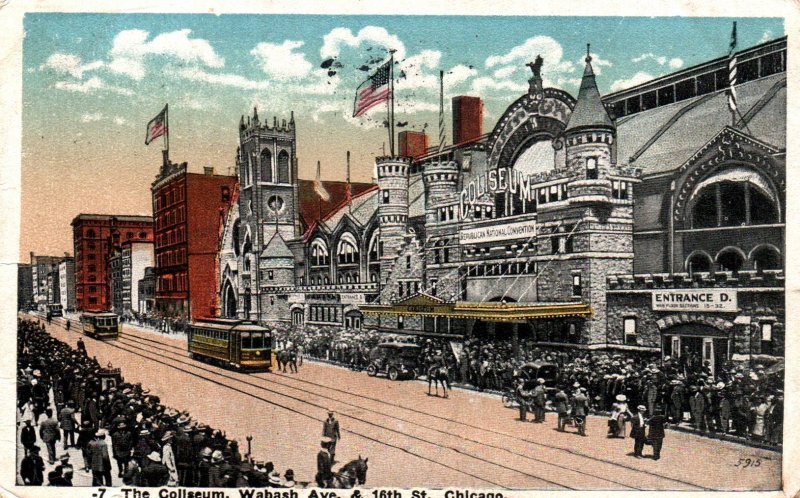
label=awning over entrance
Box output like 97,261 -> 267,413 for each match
360,293 -> 592,322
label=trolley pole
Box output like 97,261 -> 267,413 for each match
246,435 -> 253,462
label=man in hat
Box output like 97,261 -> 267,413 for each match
141,451 -> 170,487
208,450 -> 230,488
162,431 -> 178,486
689,386 -> 706,432
647,406 -> 668,460
571,387 -> 589,437
316,437 -> 334,488
20,445 -> 45,485
54,453 -> 74,481
554,387 -> 569,432
282,469 -> 296,488
59,401 -> 77,449
531,379 -> 547,423
112,421 -> 133,477
322,411 -> 341,462
268,471 -> 283,488
39,408 -> 61,464
514,378 -> 530,422
196,448 -> 212,487
87,429 -> 113,486
631,405 -> 648,458
174,421 -> 194,486
20,419 -> 38,456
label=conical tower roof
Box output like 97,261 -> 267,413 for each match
565,51 -> 614,133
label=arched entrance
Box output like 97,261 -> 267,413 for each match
291,306 -> 304,326
222,280 -> 237,318
661,322 -> 730,376
344,310 -> 363,330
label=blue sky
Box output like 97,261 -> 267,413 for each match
21,14 -> 784,258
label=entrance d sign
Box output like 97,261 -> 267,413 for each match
651,289 -> 738,312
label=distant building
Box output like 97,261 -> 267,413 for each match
17,264 -> 33,310
122,240 -> 154,314
71,214 -> 154,312
110,248 -> 123,314
58,258 -> 76,311
138,267 -> 156,314
151,159 -> 236,320
30,252 -> 68,309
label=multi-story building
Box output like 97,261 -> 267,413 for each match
29,253 -> 68,309
71,214 -> 154,312
110,248 -> 123,314
17,264 -> 33,310
151,160 -> 236,320
138,267 -> 156,314
58,258 -> 76,311
121,240 -> 154,314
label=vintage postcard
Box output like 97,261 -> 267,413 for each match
2,2 -> 797,497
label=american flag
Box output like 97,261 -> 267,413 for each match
145,105 -> 168,145
727,22 -> 738,113
353,61 -> 391,117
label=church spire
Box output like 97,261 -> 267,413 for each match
565,43 -> 614,134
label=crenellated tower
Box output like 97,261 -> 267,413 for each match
375,156 -> 412,299
422,159 -> 461,300
535,49 -> 639,344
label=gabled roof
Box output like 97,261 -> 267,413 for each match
617,73 -> 785,175
261,231 -> 293,259
297,179 -> 375,230
565,56 -> 614,133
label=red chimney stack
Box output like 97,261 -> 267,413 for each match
398,131 -> 429,159
452,96 -> 483,145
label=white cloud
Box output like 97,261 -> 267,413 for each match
486,35 -> 566,69
321,26 -> 406,60
668,57 -> 684,69
41,53 -> 104,79
81,112 -> 103,122
610,71 -> 655,92
396,50 -> 441,90
251,40 -> 314,80
471,76 -> 527,94
175,67 -> 270,90
54,77 -> 134,96
109,29 -> 224,80
493,66 -> 516,79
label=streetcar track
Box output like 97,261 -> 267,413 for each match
114,327 -> 711,491
108,336 -> 573,490
110,333 -> 693,493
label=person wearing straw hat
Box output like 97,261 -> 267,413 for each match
608,394 -> 631,438
282,469 -> 296,488
571,387 -> 589,437
316,437 -> 334,488
631,405 -> 648,458
88,429 -> 112,486
267,471 -> 283,488
531,378 -> 547,423
162,431 -> 178,486
142,451 -> 170,487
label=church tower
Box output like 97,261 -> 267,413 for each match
535,48 -> 639,344
236,107 -> 300,321
375,155 -> 411,298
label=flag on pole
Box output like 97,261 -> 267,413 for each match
145,105 -> 168,145
727,22 -> 738,113
353,60 -> 391,117
345,151 -> 352,209
438,70 -> 445,153
313,160 -> 330,202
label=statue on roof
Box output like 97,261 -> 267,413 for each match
527,55 -> 545,98
526,55 -> 544,80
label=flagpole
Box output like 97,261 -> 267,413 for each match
438,70 -> 445,154
346,151 -> 352,214
317,160 -> 322,221
389,49 -> 396,156
164,103 -> 170,162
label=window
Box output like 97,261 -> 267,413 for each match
572,274 -> 582,298
624,317 -> 637,345
586,157 -> 598,180
382,191 -> 390,204
406,255 -> 411,270
397,316 -> 404,329
761,322 -> 773,355
337,234 -> 359,264
221,186 -> 231,203
260,149 -> 273,182
277,150 -> 290,183
268,270 -> 274,280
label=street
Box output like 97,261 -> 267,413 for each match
29,315 -> 781,490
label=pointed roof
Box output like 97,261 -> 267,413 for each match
564,53 -> 614,133
261,231 -> 293,259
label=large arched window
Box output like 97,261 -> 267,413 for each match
277,150 -> 290,183
751,245 -> 781,271
260,149 -> 273,183
367,232 -> 380,264
337,233 -> 360,264
310,239 -> 329,266
689,166 -> 779,228
232,220 -> 241,257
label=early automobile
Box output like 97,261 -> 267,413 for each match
366,342 -> 422,381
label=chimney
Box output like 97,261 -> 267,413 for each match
399,131 -> 429,159
452,96 -> 483,145
204,166 -> 215,176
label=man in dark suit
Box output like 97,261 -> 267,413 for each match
316,437 -> 333,488
631,405 -> 648,458
39,409 -> 61,464
647,406 -> 668,460
20,419 -> 38,456
531,379 -> 547,423
322,411 -> 341,462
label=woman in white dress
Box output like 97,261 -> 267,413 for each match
750,396 -> 768,440
608,394 -> 632,438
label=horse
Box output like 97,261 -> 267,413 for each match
427,364 -> 451,398
276,349 -> 298,373
327,456 -> 368,488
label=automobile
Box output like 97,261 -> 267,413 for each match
519,361 -> 560,391
366,342 -> 422,381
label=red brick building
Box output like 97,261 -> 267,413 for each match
399,131 -> 429,159
71,214 -> 154,312
452,95 -> 483,144
152,160 -> 236,320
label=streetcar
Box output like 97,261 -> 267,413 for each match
187,318 -> 272,371
46,303 -> 63,320
80,312 -> 121,339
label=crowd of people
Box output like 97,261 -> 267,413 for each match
273,325 -> 783,447
17,318 -> 297,487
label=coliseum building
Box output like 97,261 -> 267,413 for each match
218,37 -> 785,373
